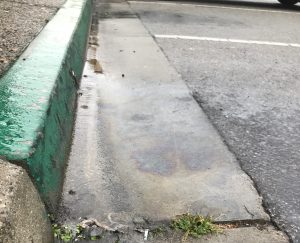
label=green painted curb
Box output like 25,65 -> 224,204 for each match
0,0 -> 92,210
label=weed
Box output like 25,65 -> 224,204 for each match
171,213 -> 221,241
52,224 -> 73,242
75,224 -> 86,240
52,223 -> 86,242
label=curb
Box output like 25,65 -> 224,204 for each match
0,159 -> 53,243
0,0 -> 92,210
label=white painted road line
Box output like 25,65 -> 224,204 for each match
154,34 -> 300,47
129,0 -> 300,15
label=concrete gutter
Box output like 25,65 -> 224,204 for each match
0,0 -> 92,210
0,159 -> 52,243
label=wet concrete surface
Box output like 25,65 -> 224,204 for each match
56,1 -> 282,242
129,0 -> 300,241
0,0 -> 65,76
55,225 -> 288,243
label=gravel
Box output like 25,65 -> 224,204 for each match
0,0 -> 65,76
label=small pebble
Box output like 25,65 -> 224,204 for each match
89,226 -> 103,237
68,190 -> 76,195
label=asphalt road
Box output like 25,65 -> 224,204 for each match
129,0 -> 300,241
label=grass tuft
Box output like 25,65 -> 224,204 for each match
52,223 -> 87,242
171,213 -> 221,241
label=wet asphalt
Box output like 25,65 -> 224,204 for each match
128,0 -> 300,241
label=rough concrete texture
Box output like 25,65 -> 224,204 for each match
0,0 -> 65,76
77,226 -> 288,243
129,1 -> 300,241
150,226 -> 288,243
59,0 -> 268,233
0,159 -> 52,243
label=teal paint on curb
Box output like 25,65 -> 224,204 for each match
0,0 -> 92,210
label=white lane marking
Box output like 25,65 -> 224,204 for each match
129,0 -> 300,15
154,34 -> 300,47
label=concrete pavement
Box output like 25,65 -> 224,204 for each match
129,0 -> 300,241
58,0 -> 287,242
